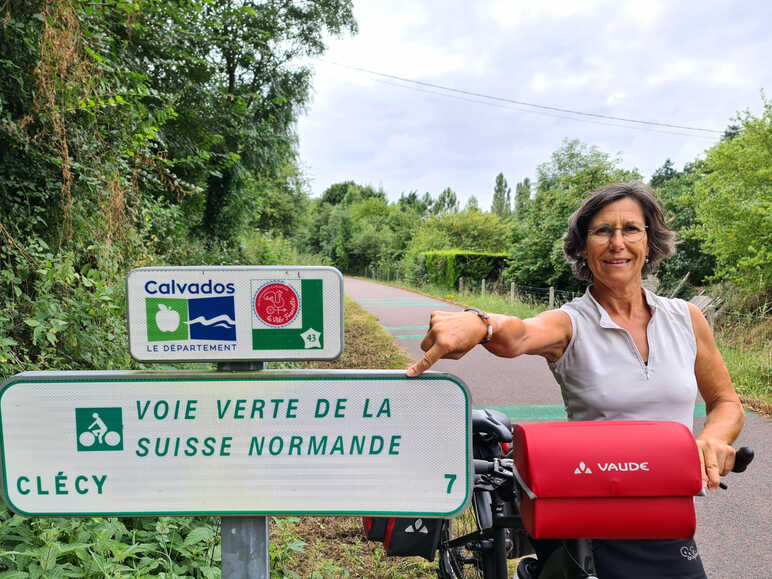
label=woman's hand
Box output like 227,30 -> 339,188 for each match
406,310 -> 488,377
696,437 -> 736,490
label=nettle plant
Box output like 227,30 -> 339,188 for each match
0,508 -> 222,578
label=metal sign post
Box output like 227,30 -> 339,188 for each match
220,361 -> 269,579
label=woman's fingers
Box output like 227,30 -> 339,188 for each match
406,310 -> 482,376
406,343 -> 443,377
696,439 -> 736,490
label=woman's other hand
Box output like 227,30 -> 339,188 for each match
696,437 -> 736,490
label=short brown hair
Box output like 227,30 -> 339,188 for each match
563,182 -> 676,281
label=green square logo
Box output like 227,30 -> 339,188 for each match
76,407 -> 123,452
146,298 -> 188,341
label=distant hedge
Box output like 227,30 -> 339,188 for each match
423,250 -> 508,289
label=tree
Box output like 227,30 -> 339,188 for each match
434,187 -> 459,214
491,173 -> 511,217
514,177 -> 532,217
649,160 -> 716,292
398,190 -> 430,215
649,158 -> 678,189
692,101 -> 772,297
466,195 -> 480,211
126,0 -> 357,243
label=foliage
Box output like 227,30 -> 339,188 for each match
514,177 -> 532,218
491,172 -> 511,218
423,250 -> 508,289
0,510 -> 221,577
650,159 -> 716,294
400,209 -> 509,283
691,100 -> 772,299
433,187 -> 459,214
0,3 -> 355,576
504,139 -> 641,290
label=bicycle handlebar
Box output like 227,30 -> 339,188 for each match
474,459 -> 495,474
732,446 -> 754,473
473,448 -> 754,484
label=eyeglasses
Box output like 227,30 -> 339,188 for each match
588,224 -> 648,242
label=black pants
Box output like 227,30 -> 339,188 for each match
532,538 -> 707,578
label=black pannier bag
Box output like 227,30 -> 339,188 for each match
362,517 -> 444,561
362,516 -> 387,541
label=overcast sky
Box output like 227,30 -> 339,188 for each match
296,0 -> 771,210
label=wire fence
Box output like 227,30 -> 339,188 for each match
361,268 -> 770,383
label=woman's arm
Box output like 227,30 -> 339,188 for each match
688,303 -> 745,490
405,308 -> 572,377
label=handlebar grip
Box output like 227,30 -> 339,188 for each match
474,459 -> 495,474
732,447 -> 754,473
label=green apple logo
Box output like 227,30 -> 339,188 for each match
146,298 -> 188,341
156,303 -> 180,332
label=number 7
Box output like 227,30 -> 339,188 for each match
444,474 -> 457,494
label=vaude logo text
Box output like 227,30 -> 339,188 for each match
574,461 -> 651,475
597,462 -> 650,472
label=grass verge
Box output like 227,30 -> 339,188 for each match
268,297 -> 435,578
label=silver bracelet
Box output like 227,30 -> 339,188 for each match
464,307 -> 493,344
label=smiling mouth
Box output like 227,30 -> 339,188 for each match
604,259 -> 632,265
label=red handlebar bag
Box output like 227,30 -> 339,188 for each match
512,420 -> 702,539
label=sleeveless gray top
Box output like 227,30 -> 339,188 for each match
548,287 -> 698,429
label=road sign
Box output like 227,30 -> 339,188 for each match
126,266 -> 343,362
0,371 -> 471,517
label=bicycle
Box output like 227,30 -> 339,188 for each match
436,410 -> 755,579
437,409 -> 532,578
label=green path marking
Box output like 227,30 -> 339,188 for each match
473,403 -> 743,422
355,298 -> 445,308
383,325 -> 428,340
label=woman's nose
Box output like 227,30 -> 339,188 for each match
609,229 -> 626,248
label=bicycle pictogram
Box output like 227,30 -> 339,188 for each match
79,412 -> 121,447
75,407 -> 124,452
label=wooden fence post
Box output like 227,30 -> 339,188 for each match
481,279 -> 486,296
548,286 -> 555,309
510,282 -> 515,304
459,277 -> 464,294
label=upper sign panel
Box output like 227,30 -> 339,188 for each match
127,267 -> 343,361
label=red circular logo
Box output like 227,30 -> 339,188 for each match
254,283 -> 299,326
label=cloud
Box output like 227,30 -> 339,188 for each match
297,0 -> 772,209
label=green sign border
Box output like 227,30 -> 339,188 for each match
0,370 -> 471,519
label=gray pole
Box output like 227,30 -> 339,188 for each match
218,361 -> 270,579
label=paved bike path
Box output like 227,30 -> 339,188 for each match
344,277 -> 771,578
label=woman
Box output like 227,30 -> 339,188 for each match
406,182 -> 744,577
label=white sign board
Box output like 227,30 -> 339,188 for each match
126,266 -> 343,362
0,371 -> 471,517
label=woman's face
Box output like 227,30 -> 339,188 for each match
582,197 -> 649,291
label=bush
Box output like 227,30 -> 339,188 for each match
423,250 -> 508,289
